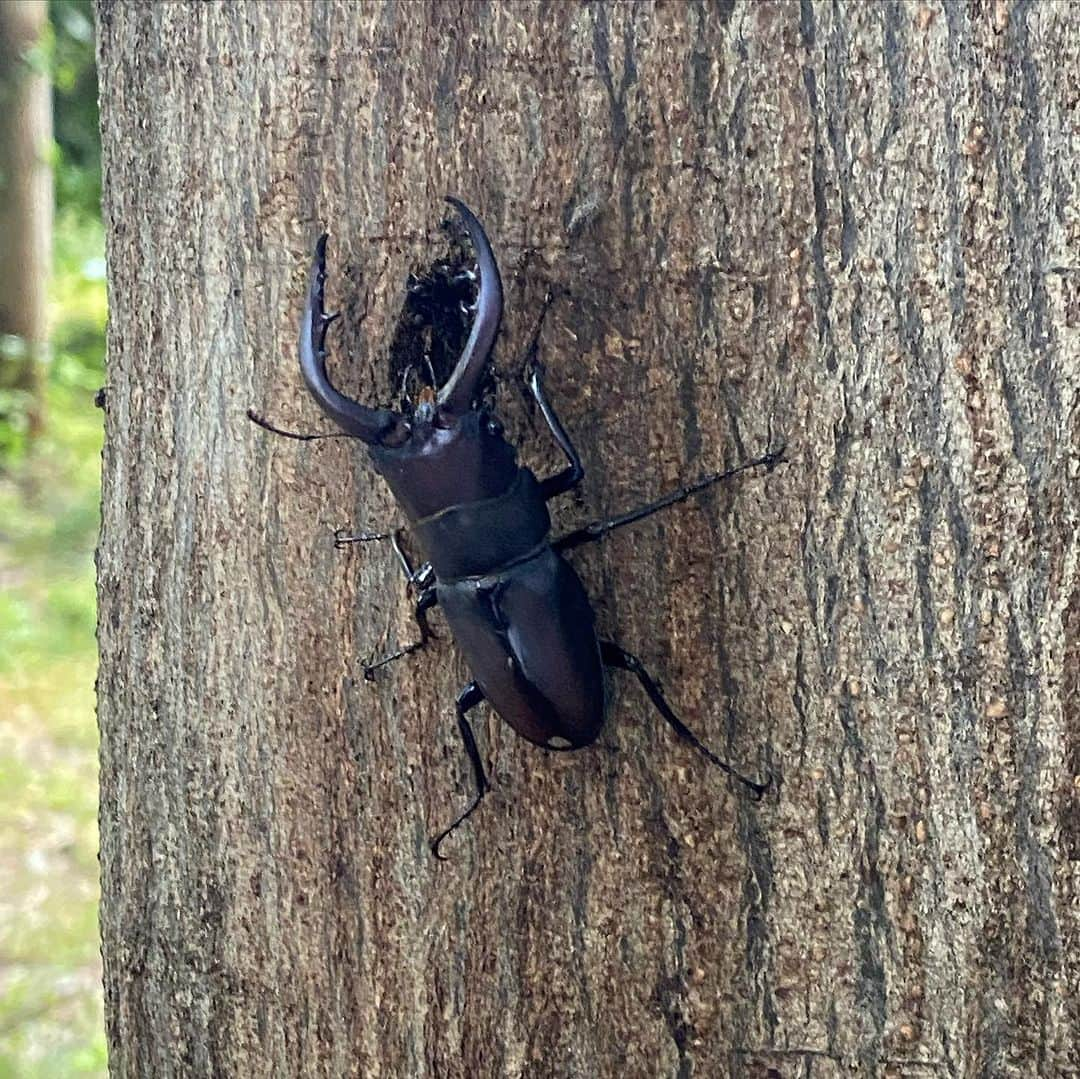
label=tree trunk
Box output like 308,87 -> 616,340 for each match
0,0 -> 51,435
95,2 -> 1078,1076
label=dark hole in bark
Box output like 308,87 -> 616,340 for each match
385,211 -> 494,410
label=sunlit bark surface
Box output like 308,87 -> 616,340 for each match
97,2 -> 1078,1075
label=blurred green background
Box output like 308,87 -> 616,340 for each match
0,0 -> 106,1074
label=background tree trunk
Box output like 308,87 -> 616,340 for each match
96,2 -> 1078,1076
0,0 -> 51,435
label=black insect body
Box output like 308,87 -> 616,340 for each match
251,197 -> 783,858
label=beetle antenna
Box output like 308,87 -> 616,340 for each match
247,408 -> 359,441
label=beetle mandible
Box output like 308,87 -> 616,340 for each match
250,197 -> 784,858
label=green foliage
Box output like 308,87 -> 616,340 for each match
0,1 -> 106,1074
48,0 -> 101,218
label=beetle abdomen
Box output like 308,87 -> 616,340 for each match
437,547 -> 605,749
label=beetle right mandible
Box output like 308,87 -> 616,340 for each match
250,197 -> 784,858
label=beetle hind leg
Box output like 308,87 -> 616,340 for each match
600,640 -> 770,798
430,682 -> 490,860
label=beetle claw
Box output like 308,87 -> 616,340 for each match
299,233 -> 406,444
747,772 -> 774,800
436,198 -> 504,414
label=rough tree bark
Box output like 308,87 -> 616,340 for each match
96,2 -> 1078,1077
0,0 -> 51,434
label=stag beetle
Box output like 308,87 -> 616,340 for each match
250,197 -> 783,858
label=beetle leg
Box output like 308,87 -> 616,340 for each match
515,288 -> 584,499
333,528 -> 391,547
430,682 -> 490,860
388,530 -> 435,590
362,586 -> 439,680
334,527 -> 434,589
527,363 -> 585,499
554,445 -> 786,553
411,562 -> 436,590
599,641 -> 770,799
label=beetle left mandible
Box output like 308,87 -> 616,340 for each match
250,197 -> 784,859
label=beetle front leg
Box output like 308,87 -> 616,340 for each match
362,586 -> 439,680
333,528 -> 391,546
512,286 -> 584,499
600,640 -> 770,798
335,527 -> 434,589
430,681 -> 490,860
526,363 -> 585,500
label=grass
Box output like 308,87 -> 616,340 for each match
0,205 -> 107,1077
